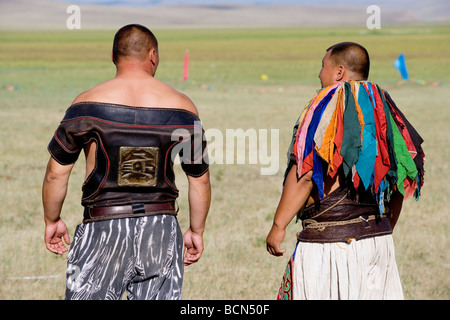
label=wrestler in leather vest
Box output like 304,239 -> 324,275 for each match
48,102 -> 209,220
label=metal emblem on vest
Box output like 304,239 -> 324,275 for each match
118,147 -> 158,187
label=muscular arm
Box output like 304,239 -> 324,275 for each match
42,157 -> 74,254
183,170 -> 211,265
266,165 -> 314,256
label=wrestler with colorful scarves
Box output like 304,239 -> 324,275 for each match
266,42 -> 425,300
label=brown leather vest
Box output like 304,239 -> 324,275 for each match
48,102 -> 209,210
298,186 -> 392,243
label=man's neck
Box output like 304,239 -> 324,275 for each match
115,60 -> 155,78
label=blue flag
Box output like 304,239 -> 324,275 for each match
394,53 -> 409,80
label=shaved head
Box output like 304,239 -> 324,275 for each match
326,42 -> 370,80
112,24 -> 158,65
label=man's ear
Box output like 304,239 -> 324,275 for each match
149,48 -> 158,66
335,65 -> 345,82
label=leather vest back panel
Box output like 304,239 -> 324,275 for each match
48,102 -> 209,208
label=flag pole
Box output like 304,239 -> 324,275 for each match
183,50 -> 189,82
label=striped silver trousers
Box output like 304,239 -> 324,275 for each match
65,215 -> 184,300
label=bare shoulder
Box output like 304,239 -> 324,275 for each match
70,77 -> 200,117
71,90 -> 91,105
174,90 -> 199,116
156,79 -> 199,116
70,80 -> 113,105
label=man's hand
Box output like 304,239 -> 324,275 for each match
266,224 -> 287,256
183,228 -> 204,266
42,157 -> 74,254
44,219 -> 71,255
184,171 -> 210,266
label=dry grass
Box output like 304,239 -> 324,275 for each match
0,26 -> 448,300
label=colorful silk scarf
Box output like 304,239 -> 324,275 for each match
286,81 -> 425,214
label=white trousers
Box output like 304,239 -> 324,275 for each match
293,235 -> 404,300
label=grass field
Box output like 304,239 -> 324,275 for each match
0,25 -> 449,300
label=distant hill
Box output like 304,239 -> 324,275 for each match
1,0 -> 448,30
